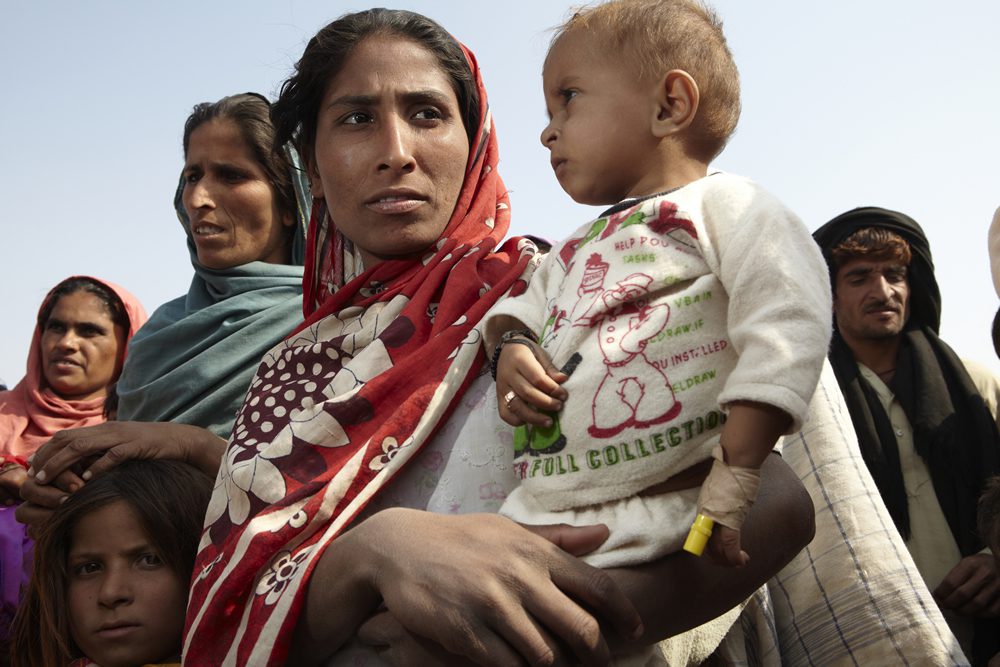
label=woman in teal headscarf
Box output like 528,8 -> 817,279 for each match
116,93 -> 309,436
17,93 -> 310,519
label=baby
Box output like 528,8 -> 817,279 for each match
485,0 -> 831,570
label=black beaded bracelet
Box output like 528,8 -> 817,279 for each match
490,329 -> 538,380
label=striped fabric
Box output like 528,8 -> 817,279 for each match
748,361 -> 967,666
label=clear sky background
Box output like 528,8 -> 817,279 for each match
2,1 -> 999,385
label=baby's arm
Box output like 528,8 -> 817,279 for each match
489,314 -> 568,427
691,401 -> 790,567
687,178 -> 831,567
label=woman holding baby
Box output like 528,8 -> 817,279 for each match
28,5 -> 965,665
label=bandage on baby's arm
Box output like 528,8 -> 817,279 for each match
684,401 -> 787,555
683,445 -> 761,556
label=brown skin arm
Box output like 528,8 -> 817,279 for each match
608,452 -> 814,646
27,421 -> 226,483
16,421 -> 226,529
704,402 -> 793,567
300,454 -> 813,665
719,403 -> 792,469
288,511 -> 644,667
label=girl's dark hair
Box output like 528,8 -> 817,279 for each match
182,92 -> 297,223
271,8 -> 480,162
9,460 -> 214,667
37,277 -> 129,332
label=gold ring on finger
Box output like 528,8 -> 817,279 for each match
504,390 -> 517,409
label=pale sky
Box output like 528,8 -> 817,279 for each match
2,0 -> 999,386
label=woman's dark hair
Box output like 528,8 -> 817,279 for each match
182,92 -> 297,223
9,460 -> 214,667
272,8 -> 480,162
37,277 -> 129,332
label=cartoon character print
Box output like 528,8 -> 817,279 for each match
569,253 -> 681,438
512,199 -> 695,462
540,301 -> 569,347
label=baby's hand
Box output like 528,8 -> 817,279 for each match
704,524 -> 749,568
496,340 -> 568,427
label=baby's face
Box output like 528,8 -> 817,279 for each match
67,501 -> 186,667
539,29 -> 663,206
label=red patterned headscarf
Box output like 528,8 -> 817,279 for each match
183,42 -> 537,664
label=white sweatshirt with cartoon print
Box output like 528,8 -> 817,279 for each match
484,173 -> 831,566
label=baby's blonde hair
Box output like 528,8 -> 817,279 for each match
554,0 -> 741,162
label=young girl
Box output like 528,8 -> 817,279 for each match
10,460 -> 212,667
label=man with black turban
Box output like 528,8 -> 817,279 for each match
814,207 -> 1000,665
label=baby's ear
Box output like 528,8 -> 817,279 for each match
651,69 -> 699,138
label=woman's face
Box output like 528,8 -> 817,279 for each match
40,290 -> 125,401
309,35 -> 471,269
182,118 -> 292,269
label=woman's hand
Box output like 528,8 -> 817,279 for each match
358,611 -> 471,666
16,468 -> 85,529
354,520 -> 636,667
292,511 -> 642,666
368,512 -> 641,666
16,421 -> 226,528
298,455 -> 812,666
933,553 -> 1000,617
0,466 -> 28,506
29,421 -> 226,483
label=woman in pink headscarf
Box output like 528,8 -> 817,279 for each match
0,275 -> 146,643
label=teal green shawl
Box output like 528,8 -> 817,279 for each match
116,148 -> 308,437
